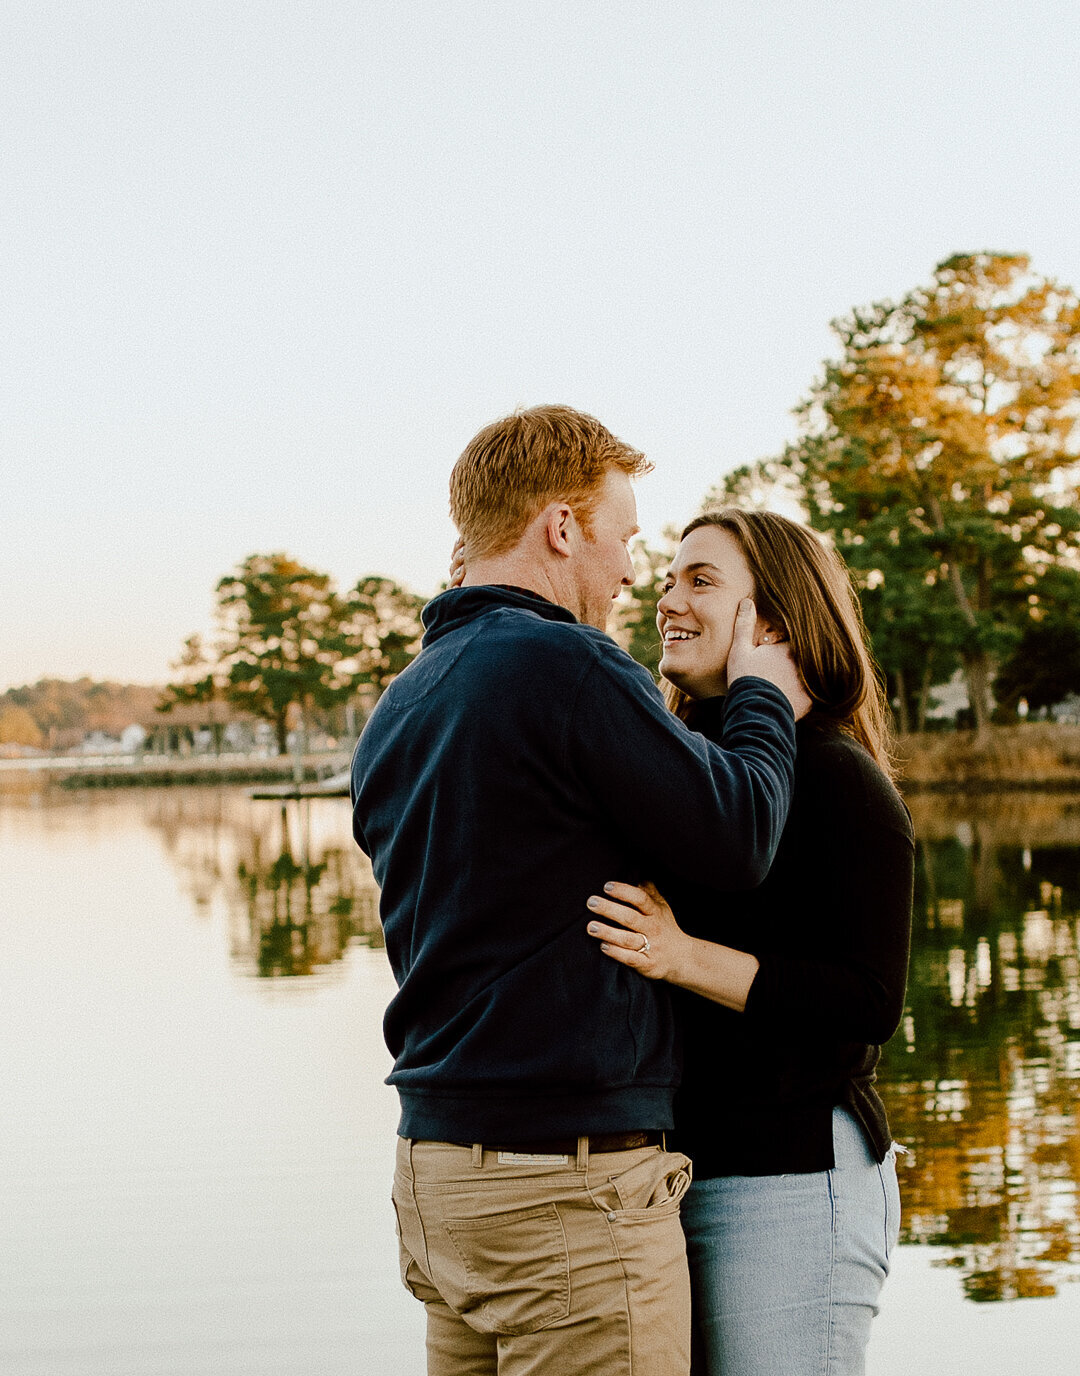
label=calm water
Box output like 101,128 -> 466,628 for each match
2,780 -> 1079,1375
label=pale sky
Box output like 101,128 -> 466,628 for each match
4,0 -> 1079,689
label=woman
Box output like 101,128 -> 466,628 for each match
585,509 -> 914,1376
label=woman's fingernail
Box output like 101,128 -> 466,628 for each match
588,923 -> 599,934
603,882 -> 614,893
587,896 -> 600,909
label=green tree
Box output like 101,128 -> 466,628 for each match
731,254 -> 1080,732
212,554 -> 358,754
992,565 -> 1080,715
344,576 -> 425,699
160,634 -> 215,705
613,538 -> 675,679
156,632 -> 231,754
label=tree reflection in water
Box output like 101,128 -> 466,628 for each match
235,803 -> 382,976
880,792 -> 1080,1300
144,787 -> 382,977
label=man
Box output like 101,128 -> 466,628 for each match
351,405 -> 807,1375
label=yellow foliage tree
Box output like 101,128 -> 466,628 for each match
0,705 -> 44,748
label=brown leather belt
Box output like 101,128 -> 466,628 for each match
454,1130 -> 662,1154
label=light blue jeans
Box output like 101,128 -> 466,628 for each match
680,1106 -> 900,1376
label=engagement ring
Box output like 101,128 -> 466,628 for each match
639,936 -> 651,955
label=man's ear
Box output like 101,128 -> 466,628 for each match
543,502 -> 576,559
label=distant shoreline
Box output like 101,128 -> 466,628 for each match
4,725 -> 1080,794
0,751 -> 351,790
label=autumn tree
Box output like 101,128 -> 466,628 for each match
1,679 -> 162,750
722,254 -> 1080,732
0,704 -> 44,749
211,554 -> 358,753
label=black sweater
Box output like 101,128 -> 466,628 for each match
350,586 -> 796,1144
668,702 -> 914,1175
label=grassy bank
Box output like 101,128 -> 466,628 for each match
896,724 -> 1080,790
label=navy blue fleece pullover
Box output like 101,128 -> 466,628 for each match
350,585 -> 796,1143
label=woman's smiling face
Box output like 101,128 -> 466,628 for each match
656,525 -> 764,698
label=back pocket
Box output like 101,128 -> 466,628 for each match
444,1203 -> 570,1335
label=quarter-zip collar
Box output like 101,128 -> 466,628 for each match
421,584 -> 577,647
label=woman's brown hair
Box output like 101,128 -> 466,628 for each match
663,509 -> 897,779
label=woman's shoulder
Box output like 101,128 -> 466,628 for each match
796,718 -> 891,790
797,719 -> 913,839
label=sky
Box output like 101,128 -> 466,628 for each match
3,0 -> 1079,690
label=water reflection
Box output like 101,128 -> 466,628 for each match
880,792 -> 1080,1300
141,787 -> 382,976
6,777 -> 1078,1309
233,804 -> 382,976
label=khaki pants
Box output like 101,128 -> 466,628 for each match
392,1137 -> 693,1375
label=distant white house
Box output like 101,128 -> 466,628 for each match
75,731 -> 125,755
74,724 -> 148,755
1051,694 -> 1080,725
924,670 -> 969,722
120,723 -> 147,752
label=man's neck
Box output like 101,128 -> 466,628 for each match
461,559 -> 564,611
